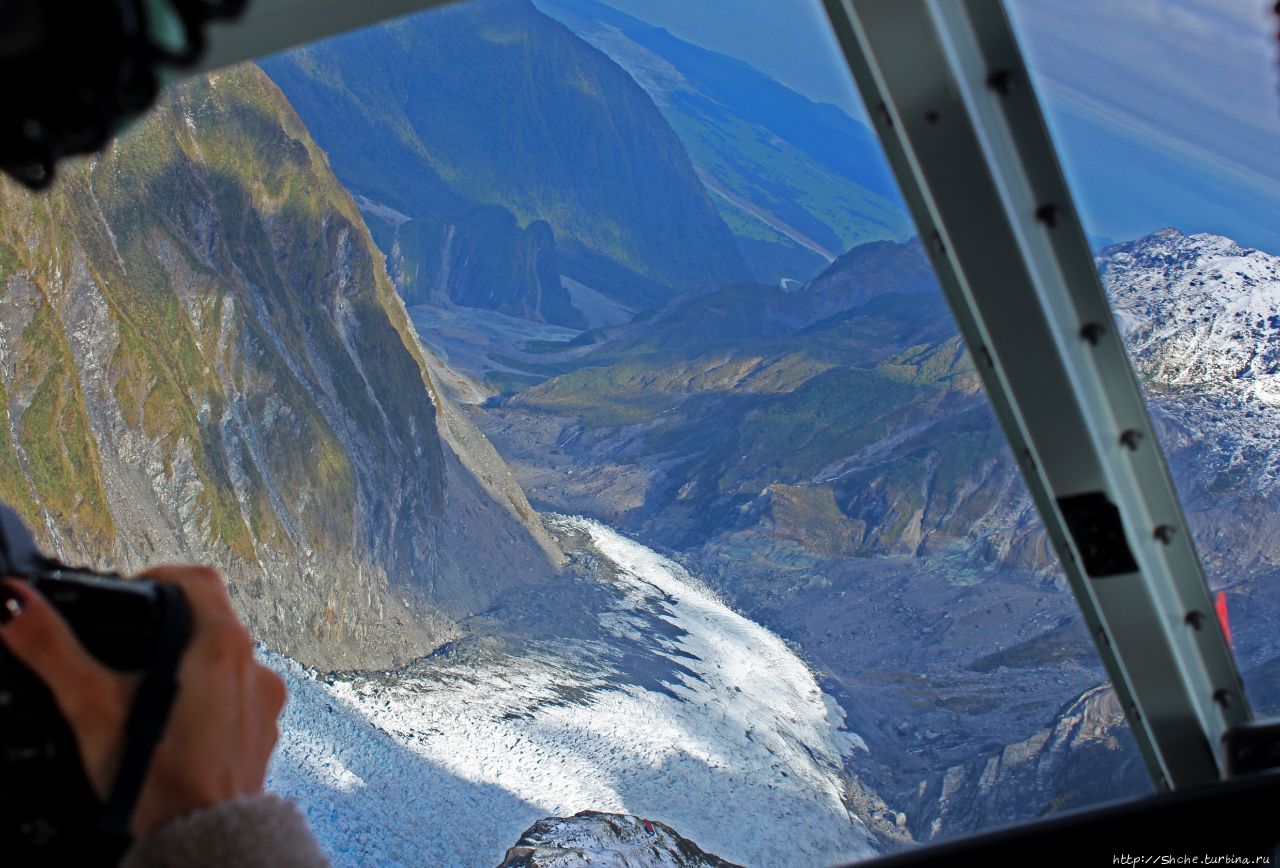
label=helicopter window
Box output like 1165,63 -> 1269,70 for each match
22,0 -> 1279,862
1008,0 -> 1280,718
248,0 -> 1154,858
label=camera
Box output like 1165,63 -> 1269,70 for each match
0,503 -> 190,865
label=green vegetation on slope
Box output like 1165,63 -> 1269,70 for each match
0,63 -> 502,668
500,240 -> 1047,571
15,303 -> 116,553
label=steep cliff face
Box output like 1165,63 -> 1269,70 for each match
0,65 -> 560,670
405,205 -> 584,329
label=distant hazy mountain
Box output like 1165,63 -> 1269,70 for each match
261,0 -> 749,323
0,65 -> 561,670
535,0 -> 912,284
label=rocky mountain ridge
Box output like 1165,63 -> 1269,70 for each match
262,0 -> 750,322
1104,228 -> 1280,406
0,65 -> 560,670
535,0 -> 912,285
488,239 -> 1051,574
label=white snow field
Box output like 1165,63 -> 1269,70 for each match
1102,229 -> 1280,490
266,516 -> 876,867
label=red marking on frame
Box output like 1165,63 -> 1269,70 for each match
1215,591 -> 1232,647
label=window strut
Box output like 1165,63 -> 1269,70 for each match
820,0 -> 1252,789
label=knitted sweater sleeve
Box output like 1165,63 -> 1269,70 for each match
120,794 -> 331,868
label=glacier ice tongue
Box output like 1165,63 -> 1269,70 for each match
265,515 -> 876,867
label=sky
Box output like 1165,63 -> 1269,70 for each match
593,0 -> 867,118
597,0 -> 1280,254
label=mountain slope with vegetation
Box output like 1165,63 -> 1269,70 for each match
261,0 -> 749,320
491,239 -> 1044,569
477,230 -> 1280,841
0,65 -> 560,670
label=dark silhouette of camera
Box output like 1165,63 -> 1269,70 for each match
0,504 -> 189,865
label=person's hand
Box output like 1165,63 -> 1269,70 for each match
0,565 -> 288,839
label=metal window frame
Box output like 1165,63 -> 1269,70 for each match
820,0 -> 1251,789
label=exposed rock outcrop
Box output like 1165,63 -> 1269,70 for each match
0,66 -> 561,670
498,812 -> 742,868
909,685 -> 1149,841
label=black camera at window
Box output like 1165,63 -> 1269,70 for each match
0,503 -> 190,866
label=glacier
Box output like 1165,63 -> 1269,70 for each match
265,515 -> 877,866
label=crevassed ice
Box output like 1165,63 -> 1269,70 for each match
265,515 -> 877,867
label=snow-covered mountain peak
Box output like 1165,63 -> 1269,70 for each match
1100,228 -> 1280,405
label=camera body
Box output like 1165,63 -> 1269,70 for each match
0,505 -> 189,864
